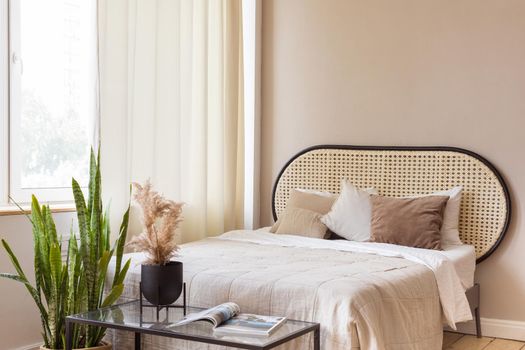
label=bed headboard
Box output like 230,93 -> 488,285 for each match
272,145 -> 511,263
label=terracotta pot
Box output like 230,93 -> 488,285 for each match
40,341 -> 112,350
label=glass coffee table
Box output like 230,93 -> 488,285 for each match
65,300 -> 320,350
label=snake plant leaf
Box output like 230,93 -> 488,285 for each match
32,217 -> 42,298
31,198 -> 52,300
91,155 -> 102,247
101,206 -> 111,255
72,178 -> 96,306
110,308 -> 125,323
39,202 -> 49,239
0,272 -> 27,283
56,264 -> 69,346
48,242 -> 64,348
0,242 -> 49,328
101,283 -> 124,308
88,170 -> 102,318
87,148 -> 97,225
112,201 -> 130,287
96,250 -> 112,305
72,178 -> 88,262
1,239 -> 29,283
114,259 -> 131,287
39,218 -> 52,299
87,149 -> 102,312
30,195 -> 44,229
44,205 -> 58,244
49,243 -> 62,294
72,179 -> 88,252
67,235 -> 79,314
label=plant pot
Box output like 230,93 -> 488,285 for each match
141,261 -> 183,306
40,341 -> 112,350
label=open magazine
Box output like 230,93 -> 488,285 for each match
171,302 -> 287,337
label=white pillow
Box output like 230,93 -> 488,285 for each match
321,180 -> 377,242
430,186 -> 463,245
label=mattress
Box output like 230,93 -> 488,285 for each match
440,244 -> 476,290
106,229 -> 472,350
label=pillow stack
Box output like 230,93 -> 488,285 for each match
271,179 -> 463,250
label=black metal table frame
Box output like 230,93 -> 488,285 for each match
65,306 -> 320,350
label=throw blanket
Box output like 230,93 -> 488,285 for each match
106,229 -> 471,350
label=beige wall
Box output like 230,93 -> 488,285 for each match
0,212 -> 76,349
260,0 -> 525,323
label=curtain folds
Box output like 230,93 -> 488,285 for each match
98,0 -> 244,242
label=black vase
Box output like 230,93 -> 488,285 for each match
141,261 -> 183,306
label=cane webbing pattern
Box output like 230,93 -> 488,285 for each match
272,147 -> 510,263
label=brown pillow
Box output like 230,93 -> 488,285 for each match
274,207 -> 328,239
369,195 -> 449,250
270,189 -> 336,233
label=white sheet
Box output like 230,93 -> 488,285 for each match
218,228 -> 472,329
329,236 -> 477,290
440,244 -> 476,290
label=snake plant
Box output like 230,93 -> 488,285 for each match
1,148 -> 130,349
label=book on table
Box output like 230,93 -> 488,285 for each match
171,302 -> 287,337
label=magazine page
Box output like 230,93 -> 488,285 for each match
172,302 -> 240,327
214,314 -> 287,336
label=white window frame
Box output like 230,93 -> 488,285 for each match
242,0 -> 262,229
1,0 -> 97,206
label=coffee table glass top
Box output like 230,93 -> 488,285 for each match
67,300 -> 318,348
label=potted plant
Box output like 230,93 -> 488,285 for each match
0,149 -> 131,349
127,181 -> 184,306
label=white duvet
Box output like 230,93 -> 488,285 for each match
219,229 -> 472,328
107,228 -> 472,350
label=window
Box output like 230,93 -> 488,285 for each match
1,0 -> 97,205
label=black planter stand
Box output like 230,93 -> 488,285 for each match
139,281 -> 187,323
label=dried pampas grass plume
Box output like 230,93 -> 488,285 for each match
127,180 -> 184,265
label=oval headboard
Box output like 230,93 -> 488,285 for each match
272,145 -> 511,263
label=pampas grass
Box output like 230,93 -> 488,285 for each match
127,181 -> 184,265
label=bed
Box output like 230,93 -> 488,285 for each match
107,145 -> 511,350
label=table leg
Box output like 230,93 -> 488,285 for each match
313,326 -> 320,350
65,320 -> 72,350
135,332 -> 141,350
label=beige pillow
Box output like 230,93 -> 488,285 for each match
287,189 -> 336,213
271,189 -> 336,233
274,207 -> 328,239
369,195 -> 449,250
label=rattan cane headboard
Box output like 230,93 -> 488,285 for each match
272,145 -> 511,263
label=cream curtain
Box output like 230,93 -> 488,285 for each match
98,0 -> 244,242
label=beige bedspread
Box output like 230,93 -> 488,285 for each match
106,229 -> 470,350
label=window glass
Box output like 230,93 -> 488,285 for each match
9,0 -> 96,201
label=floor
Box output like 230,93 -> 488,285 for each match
443,332 -> 525,350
